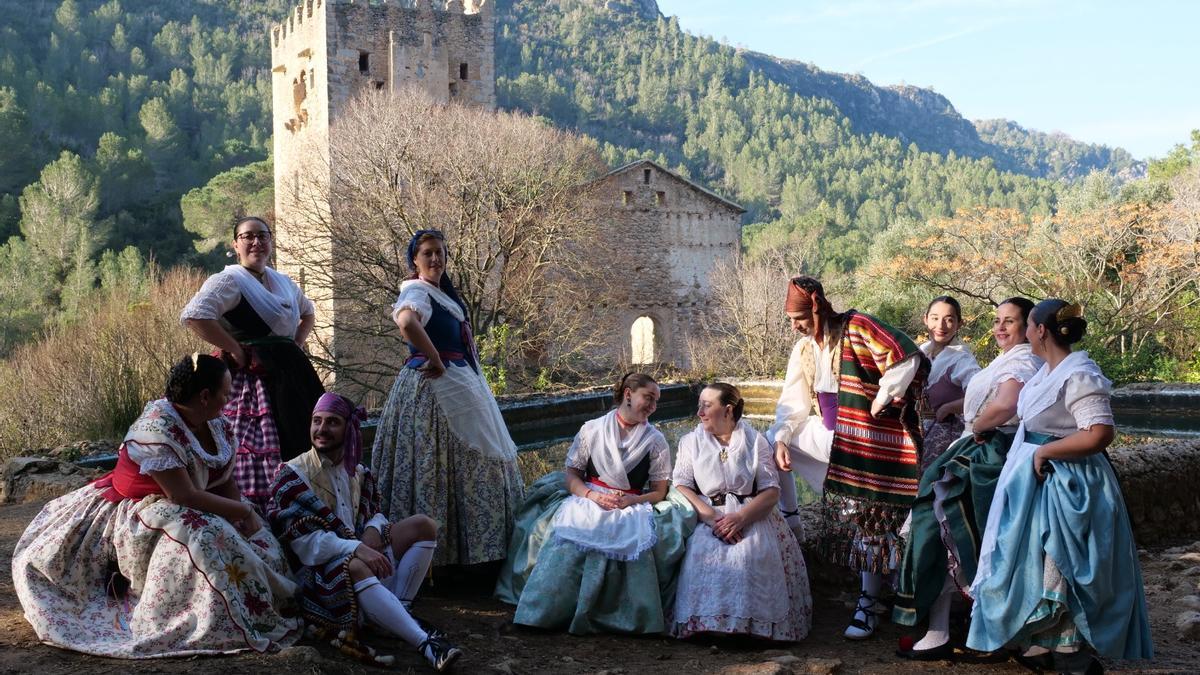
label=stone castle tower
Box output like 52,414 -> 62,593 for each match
269,0 -> 495,387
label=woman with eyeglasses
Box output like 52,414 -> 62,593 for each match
181,216 -> 325,511
671,383 -> 811,641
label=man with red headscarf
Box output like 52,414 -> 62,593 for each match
269,393 -> 462,671
768,276 -> 929,640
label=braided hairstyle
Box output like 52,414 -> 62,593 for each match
1030,298 -> 1087,348
705,382 -> 746,422
165,353 -> 229,404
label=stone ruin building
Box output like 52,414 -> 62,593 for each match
587,160 -> 744,368
269,0 -> 743,388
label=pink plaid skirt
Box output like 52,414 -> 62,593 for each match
223,370 -> 282,511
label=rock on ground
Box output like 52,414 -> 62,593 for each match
0,457 -> 102,505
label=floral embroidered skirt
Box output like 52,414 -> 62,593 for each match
371,367 -> 525,566
12,485 -> 300,658
672,501 -> 812,641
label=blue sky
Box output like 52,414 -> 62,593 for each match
655,0 -> 1199,160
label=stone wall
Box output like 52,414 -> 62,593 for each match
1110,439 -> 1200,546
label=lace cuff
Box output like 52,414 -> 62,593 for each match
564,433 -> 589,472
648,438 -> 672,482
180,272 -> 240,324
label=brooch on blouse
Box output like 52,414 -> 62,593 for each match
719,448 -> 728,463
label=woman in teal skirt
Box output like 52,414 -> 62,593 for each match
967,299 -> 1152,673
894,298 -> 1041,657
495,373 -> 695,635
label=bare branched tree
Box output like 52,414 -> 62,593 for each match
687,250 -> 795,378
279,90 -> 614,395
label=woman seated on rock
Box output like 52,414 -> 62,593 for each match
671,383 -> 812,641
894,298 -> 1042,658
967,300 -> 1152,672
495,373 -> 696,635
12,354 -> 300,658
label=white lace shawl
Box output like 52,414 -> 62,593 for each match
391,278 -> 464,326
961,342 -> 1043,429
180,265 -> 312,338
675,421 -> 778,498
921,338 -> 980,393
971,351 -> 1111,595
564,410 -> 669,490
124,399 -> 235,489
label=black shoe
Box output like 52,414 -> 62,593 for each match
897,640 -> 953,661
420,636 -> 463,672
414,615 -> 448,641
1014,650 -> 1054,673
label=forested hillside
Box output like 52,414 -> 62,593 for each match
0,0 -> 1141,351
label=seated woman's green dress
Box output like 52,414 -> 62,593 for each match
494,410 -> 696,635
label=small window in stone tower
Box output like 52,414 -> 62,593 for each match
459,63 -> 469,80
358,51 -> 370,74
622,190 -> 633,205
656,191 -> 666,206
642,168 -> 652,184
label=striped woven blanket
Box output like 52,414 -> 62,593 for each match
825,311 -> 927,505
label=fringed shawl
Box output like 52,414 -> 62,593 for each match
820,312 -> 928,572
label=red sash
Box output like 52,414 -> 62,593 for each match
93,444 -> 166,503
586,476 -> 641,495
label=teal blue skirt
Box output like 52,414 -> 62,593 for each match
494,471 -> 696,635
966,433 -> 1153,659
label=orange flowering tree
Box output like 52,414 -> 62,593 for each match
868,187 -> 1200,360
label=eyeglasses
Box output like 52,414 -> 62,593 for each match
236,231 -> 272,242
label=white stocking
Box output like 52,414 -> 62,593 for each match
862,570 -> 883,598
390,540 -> 435,607
355,577 -> 428,647
914,576 -> 953,650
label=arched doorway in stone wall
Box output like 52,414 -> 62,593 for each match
630,315 -> 658,365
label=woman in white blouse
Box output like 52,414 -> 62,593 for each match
918,296 -> 981,470
13,354 -> 299,657
371,229 -> 523,567
181,216 -> 324,510
496,373 -> 695,635
967,299 -> 1152,672
672,383 -> 811,641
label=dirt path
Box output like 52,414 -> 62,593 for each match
0,499 -> 1193,674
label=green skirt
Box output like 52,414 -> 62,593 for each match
494,471 -> 696,635
893,429 -> 1013,627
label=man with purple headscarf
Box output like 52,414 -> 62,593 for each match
268,393 -> 463,671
